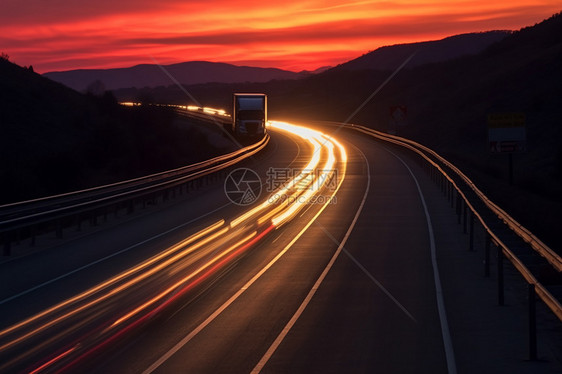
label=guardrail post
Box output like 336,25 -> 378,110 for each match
3,233 -> 11,256
456,195 -> 462,224
497,246 -> 504,306
528,283 -> 537,361
91,211 -> 98,227
30,226 -> 36,247
463,204 -> 467,233
450,185 -> 454,208
469,212 -> 475,251
484,234 -> 491,277
56,219 -> 63,239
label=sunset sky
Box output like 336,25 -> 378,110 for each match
1,1 -> 560,73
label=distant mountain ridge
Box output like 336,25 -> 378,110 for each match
335,31 -> 511,71
44,31 -> 510,92
43,61 -> 306,92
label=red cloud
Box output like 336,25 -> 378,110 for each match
1,1 -> 559,73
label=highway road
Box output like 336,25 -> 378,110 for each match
2,119 -> 555,373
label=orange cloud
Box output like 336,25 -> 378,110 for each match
1,1 -> 559,73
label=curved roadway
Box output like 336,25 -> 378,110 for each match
0,119 -> 531,373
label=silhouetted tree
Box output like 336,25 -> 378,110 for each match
100,90 -> 118,108
85,79 -> 106,96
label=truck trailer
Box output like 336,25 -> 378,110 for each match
232,93 -> 267,138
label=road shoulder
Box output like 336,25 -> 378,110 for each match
405,149 -> 562,374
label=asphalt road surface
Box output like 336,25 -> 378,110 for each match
1,120 -> 557,373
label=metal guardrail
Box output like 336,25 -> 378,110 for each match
343,123 -> 562,360
360,127 -> 562,270
336,124 -> 562,360
0,134 -> 269,255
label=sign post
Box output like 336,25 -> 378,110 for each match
388,105 -> 407,135
487,113 -> 526,185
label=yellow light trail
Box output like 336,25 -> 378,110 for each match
109,231 -> 257,329
270,122 -> 339,226
0,220 -> 226,349
230,121 -> 323,229
0,119 -> 349,373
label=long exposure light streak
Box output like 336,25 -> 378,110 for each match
108,231 -> 257,329
0,220 -> 226,341
0,119 -> 348,373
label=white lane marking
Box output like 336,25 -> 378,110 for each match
318,227 -> 416,323
0,203 -> 231,306
385,148 -> 457,374
251,146 -> 371,374
142,134 -> 346,374
0,132 -> 300,307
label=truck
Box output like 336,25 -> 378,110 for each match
232,93 -> 267,138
